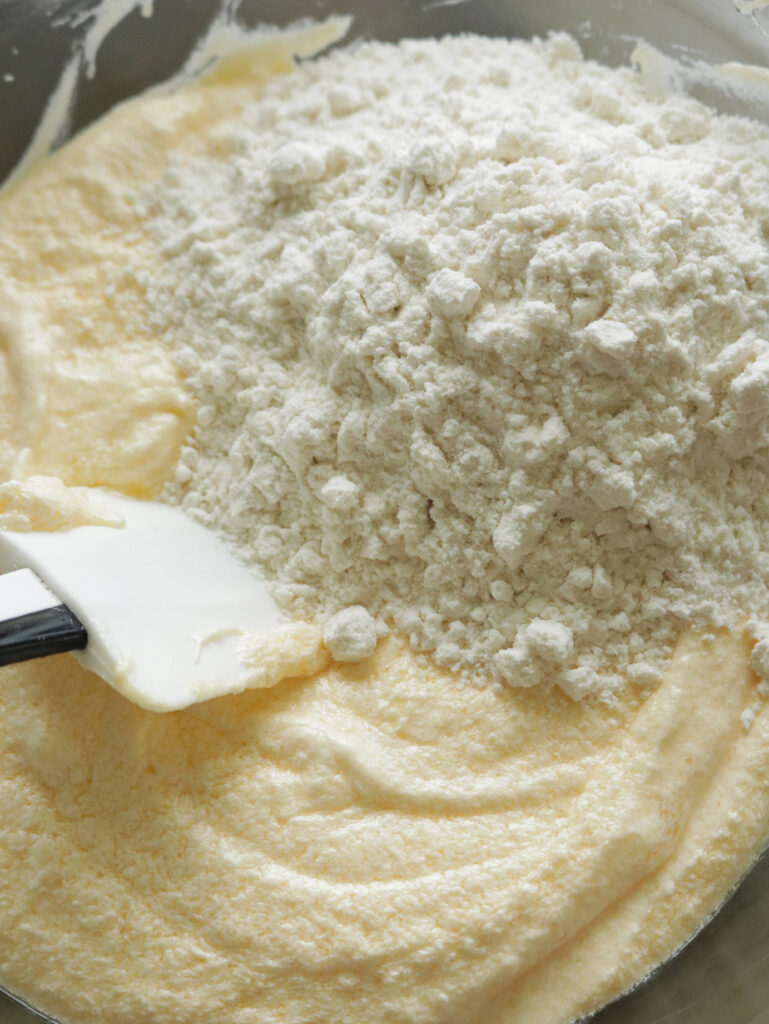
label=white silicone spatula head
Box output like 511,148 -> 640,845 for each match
0,492 -> 282,711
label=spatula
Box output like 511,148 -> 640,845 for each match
0,491 -> 282,712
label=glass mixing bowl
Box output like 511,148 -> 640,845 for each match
1,1 -> 768,1021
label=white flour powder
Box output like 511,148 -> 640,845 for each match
141,33 -> 769,697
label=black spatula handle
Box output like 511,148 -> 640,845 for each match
0,569 -> 87,668
0,605 -> 87,667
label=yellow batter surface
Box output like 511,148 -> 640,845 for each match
1,41 -> 769,1024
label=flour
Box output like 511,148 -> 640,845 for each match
322,606 -> 379,663
140,33 -> 769,697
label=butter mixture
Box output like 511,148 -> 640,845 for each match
1,26 -> 769,1024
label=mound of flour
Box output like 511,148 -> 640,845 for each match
140,33 -> 769,697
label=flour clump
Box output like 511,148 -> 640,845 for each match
323,606 -> 379,663
141,33 -> 769,698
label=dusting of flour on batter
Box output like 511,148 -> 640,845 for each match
141,33 -> 769,697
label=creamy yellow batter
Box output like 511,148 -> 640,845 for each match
1,40 -> 768,1024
